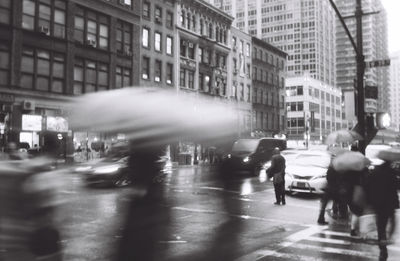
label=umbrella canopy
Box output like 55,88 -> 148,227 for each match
325,129 -> 363,145
69,87 -> 238,147
332,151 -> 371,173
377,148 -> 400,162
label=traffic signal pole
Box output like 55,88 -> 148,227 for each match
355,0 -> 366,154
328,0 -> 366,154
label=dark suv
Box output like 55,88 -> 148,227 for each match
221,138 -> 286,176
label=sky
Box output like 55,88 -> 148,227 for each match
381,0 -> 400,54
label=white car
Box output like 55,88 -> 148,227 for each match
284,150 -> 331,194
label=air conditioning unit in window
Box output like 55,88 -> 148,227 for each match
182,41 -> 187,46
86,39 -> 96,47
155,16 -> 162,23
22,100 -> 35,111
38,25 -> 49,35
188,42 -> 194,48
124,46 -> 133,57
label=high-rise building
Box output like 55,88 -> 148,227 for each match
389,51 -> 400,131
335,0 -> 389,127
209,0 -> 336,86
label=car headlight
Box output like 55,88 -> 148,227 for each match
311,174 -> 326,180
263,161 -> 271,169
93,164 -> 120,174
227,154 -> 232,159
75,166 -> 92,172
243,156 -> 250,163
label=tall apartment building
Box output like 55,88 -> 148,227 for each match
389,51 -> 400,131
0,0 -> 141,154
335,0 -> 389,127
209,0 -> 336,86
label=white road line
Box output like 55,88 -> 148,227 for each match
245,249 -> 324,261
282,242 -> 377,259
198,186 -> 240,194
158,240 -> 187,244
306,236 -> 351,245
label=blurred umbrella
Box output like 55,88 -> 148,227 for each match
377,148 -> 400,162
325,129 -> 363,145
69,87 -> 238,147
332,151 -> 371,173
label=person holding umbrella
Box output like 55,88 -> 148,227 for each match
364,148 -> 400,261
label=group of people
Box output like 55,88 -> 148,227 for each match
266,145 -> 399,261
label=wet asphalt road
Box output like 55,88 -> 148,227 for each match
54,165 -> 400,261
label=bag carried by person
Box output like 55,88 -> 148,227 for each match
349,184 -> 367,216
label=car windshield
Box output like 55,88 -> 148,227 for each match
292,153 -> 330,168
231,139 -> 259,153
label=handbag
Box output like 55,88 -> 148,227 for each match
349,185 -> 367,216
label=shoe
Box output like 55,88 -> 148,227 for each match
317,220 -> 328,225
282,202 -> 286,205
274,202 -> 280,205
350,229 -> 358,237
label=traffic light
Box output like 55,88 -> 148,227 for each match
376,112 -> 390,129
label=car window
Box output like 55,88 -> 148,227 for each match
232,139 -> 259,152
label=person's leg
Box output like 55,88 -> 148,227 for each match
273,183 -> 280,204
318,193 -> 329,224
280,183 -> 286,205
376,213 -> 389,260
350,212 -> 359,236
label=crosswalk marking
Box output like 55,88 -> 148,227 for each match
306,236 -> 352,245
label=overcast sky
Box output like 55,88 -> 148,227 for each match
381,0 -> 400,54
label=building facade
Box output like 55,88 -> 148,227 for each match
0,0 -> 141,155
286,76 -> 343,142
230,27 -> 253,137
335,0 -> 389,128
389,51 -> 400,131
252,37 -> 287,137
140,0 -> 176,88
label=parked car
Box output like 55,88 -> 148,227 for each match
284,150 -> 331,194
221,138 -> 287,176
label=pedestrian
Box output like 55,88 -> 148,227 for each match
267,147 -> 286,205
365,160 -> 399,261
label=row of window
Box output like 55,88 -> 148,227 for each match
142,57 -> 173,85
253,88 -> 278,107
254,110 -> 278,131
232,83 -> 251,102
180,8 -> 228,45
142,1 -> 174,28
253,47 -> 285,69
287,118 -> 341,130
142,28 -> 173,55
0,43 -> 10,86
253,67 -> 283,87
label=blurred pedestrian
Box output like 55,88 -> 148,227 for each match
267,147 -> 286,205
365,160 -> 399,261
116,139 -> 169,261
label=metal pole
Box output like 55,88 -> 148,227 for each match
356,0 -> 366,154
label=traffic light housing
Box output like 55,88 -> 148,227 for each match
376,112 -> 390,129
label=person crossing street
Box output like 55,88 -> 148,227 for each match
267,147 -> 286,205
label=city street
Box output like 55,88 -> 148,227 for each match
54,165 -> 400,261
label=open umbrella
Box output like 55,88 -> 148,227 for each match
69,87 -> 238,147
325,129 -> 363,145
332,151 -> 371,173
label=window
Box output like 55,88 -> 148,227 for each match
74,7 -> 109,49
188,43 -> 194,59
21,46 -> 65,93
198,47 -> 203,62
154,60 -> 161,82
180,39 -> 186,57
155,6 -> 162,24
155,32 -> 161,52
166,11 -> 173,28
166,63 -> 173,85
0,43 -> 10,85
143,2 -> 150,19
246,43 -> 250,57
179,69 -> 186,87
116,20 -> 132,55
116,66 -> 131,88
0,0 -> 11,24
73,58 -> 108,94
199,73 -> 204,91
142,56 -> 150,80
188,71 -> 194,89
166,36 -> 173,55
22,0 -> 66,38
142,27 -> 149,48
204,75 -> 210,92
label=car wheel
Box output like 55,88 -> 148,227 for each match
114,177 -> 131,187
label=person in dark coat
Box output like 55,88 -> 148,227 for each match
365,161 -> 399,261
267,147 -> 286,205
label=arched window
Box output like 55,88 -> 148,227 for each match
180,10 -> 185,26
208,23 -> 213,39
220,29 -> 224,44
187,13 -> 191,29
200,19 -> 204,35
215,27 -> 219,42
192,15 -> 196,31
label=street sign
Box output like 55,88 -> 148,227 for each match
365,59 -> 390,68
